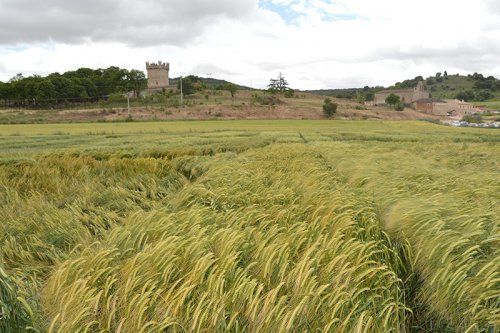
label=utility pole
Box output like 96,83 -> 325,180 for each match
127,93 -> 131,117
207,73 -> 213,92
180,75 -> 183,106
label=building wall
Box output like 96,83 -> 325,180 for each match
434,100 -> 477,117
415,101 -> 434,113
413,89 -> 430,102
374,92 -> 389,105
415,99 -> 481,117
374,82 -> 429,105
147,69 -> 169,89
374,91 -> 415,105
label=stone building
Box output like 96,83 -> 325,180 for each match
374,81 -> 429,105
414,98 -> 482,118
146,61 -> 170,92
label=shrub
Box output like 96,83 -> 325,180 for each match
223,83 -> 238,102
395,102 -> 405,111
107,93 -> 127,104
456,90 -> 475,102
365,91 -> 375,102
462,114 -> 482,123
385,93 -> 401,107
251,93 -> 281,106
356,92 -> 366,104
323,98 -> 338,117
476,91 -> 493,101
283,89 -> 295,98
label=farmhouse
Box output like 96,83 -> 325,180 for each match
414,98 -> 482,118
146,61 -> 170,92
374,81 -> 429,105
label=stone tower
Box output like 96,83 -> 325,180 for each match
412,81 -> 429,101
146,61 -> 170,91
415,81 -> 425,92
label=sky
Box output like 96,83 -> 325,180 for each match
0,0 -> 499,90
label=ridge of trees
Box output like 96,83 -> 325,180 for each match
307,72 -> 500,102
170,75 -> 250,91
0,67 -> 146,106
395,72 -> 500,102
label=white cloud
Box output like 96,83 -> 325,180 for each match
191,63 -> 240,77
488,0 -> 500,14
0,0 -> 499,89
0,0 -> 256,46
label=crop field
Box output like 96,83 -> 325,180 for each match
0,120 -> 498,332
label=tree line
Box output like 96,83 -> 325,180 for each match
0,67 -> 147,107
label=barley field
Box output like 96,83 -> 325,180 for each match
0,120 -> 498,332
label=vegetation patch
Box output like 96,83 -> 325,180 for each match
0,121 -> 498,332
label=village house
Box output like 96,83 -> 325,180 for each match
374,81 -> 429,105
413,98 -> 482,118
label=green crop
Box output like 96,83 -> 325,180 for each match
0,120 -> 498,332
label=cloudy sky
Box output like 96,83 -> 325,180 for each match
1,0 -> 499,89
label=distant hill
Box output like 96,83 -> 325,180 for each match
420,73 -> 500,101
306,87 -> 383,100
170,76 -> 252,91
307,73 -> 500,103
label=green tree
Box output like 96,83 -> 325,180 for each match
0,66 -> 148,106
223,83 -> 238,103
268,73 -> 289,93
0,81 -> 6,101
100,66 -> 128,95
476,91 -> 493,101
125,70 -> 147,97
78,77 -> 98,98
385,93 -> 401,107
35,79 -> 56,101
9,73 -> 24,83
178,77 -> 196,95
323,98 -> 338,117
456,90 -> 475,102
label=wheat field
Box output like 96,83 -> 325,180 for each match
0,120 -> 498,332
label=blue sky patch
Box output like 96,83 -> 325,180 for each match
259,1 -> 359,24
259,1 -> 301,24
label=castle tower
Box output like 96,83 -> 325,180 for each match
146,61 -> 170,91
412,81 -> 429,102
415,81 -> 425,92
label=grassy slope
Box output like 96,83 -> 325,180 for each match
0,90 -> 443,124
425,74 -> 500,100
0,121 -> 498,332
169,76 -> 252,90
309,74 -> 500,108
476,101 -> 500,110
427,75 -> 475,98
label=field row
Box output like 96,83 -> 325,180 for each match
0,121 -> 498,332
